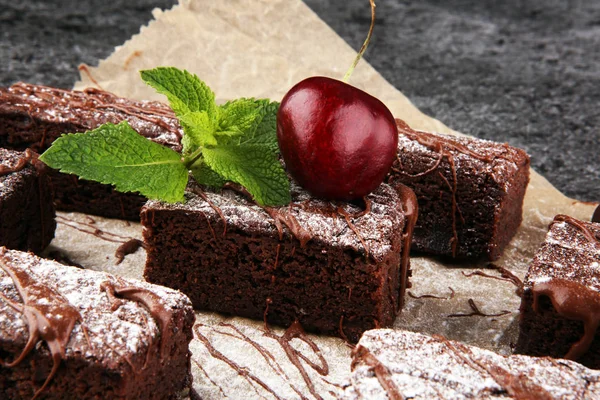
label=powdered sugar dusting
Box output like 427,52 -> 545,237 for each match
146,181 -> 405,262
0,248 -> 192,367
341,329 -> 600,399
526,219 -> 600,291
0,148 -> 35,198
397,130 -> 526,193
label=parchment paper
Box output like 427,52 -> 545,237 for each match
57,0 -> 600,398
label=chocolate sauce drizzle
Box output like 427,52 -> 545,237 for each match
394,183 -> 418,311
194,321 -> 336,400
56,215 -> 144,265
394,119 -> 506,257
114,238 -> 145,265
9,82 -> 183,143
408,286 -> 455,300
101,281 -> 174,360
0,148 -> 36,176
437,335 -> 554,399
351,345 -> 404,400
554,214 -> 600,243
447,298 -> 511,318
264,320 -> 329,400
264,206 -> 312,248
532,278 -> 600,361
0,250 -> 84,399
194,325 -> 286,400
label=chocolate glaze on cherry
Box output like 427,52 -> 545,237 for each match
277,76 -> 398,201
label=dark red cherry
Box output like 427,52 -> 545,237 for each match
276,76 -> 398,201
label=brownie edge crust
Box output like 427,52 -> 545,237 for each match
142,182 -> 416,342
0,247 -> 195,399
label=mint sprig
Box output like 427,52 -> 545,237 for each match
39,122 -> 188,203
39,67 -> 291,207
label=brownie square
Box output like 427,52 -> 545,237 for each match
0,247 -> 195,399
516,215 -> 600,369
341,329 -> 600,399
0,148 -> 55,253
388,119 -> 530,260
0,83 -> 182,220
141,182 -> 416,342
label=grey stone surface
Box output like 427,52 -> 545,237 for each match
1,0 -> 598,202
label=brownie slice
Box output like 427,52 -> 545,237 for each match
341,329 -> 600,399
0,83 -> 182,220
0,247 -> 195,399
0,148 -> 55,253
141,182 -> 417,342
515,215 -> 600,369
388,119 -> 530,260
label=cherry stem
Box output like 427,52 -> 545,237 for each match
342,0 -> 376,83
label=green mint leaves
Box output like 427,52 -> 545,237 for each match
39,122 -> 188,203
40,67 -> 291,207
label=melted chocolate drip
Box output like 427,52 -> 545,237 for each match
264,207 -> 312,247
191,187 -> 228,236
438,335 -> 554,399
8,82 -> 183,143
532,278 -> 600,361
487,263 -> 524,296
114,238 -> 145,265
408,287 -> 455,300
0,148 -> 35,176
394,183 -> 418,311
194,325 -> 286,400
56,215 -> 136,244
100,281 -> 174,360
554,214 -> 600,243
0,250 -> 83,399
351,344 -> 404,400
215,323 -> 308,399
447,298 -> 511,318
395,119 -> 507,258
264,320 -> 329,400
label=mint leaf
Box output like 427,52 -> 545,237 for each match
217,99 -> 280,153
39,122 -> 188,203
141,67 -> 218,154
189,158 -> 226,188
217,98 -> 262,137
140,67 -> 217,118
179,111 -> 217,150
203,144 -> 290,206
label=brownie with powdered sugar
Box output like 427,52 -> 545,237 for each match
0,83 -> 183,220
388,119 -> 530,260
0,247 -> 195,399
341,329 -> 600,399
141,181 -> 417,342
516,215 -> 600,369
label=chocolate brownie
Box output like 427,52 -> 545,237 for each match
0,83 -> 182,220
341,329 -> 600,399
0,148 -> 55,253
141,182 -> 417,343
515,215 -> 600,369
388,119 -> 530,260
0,247 -> 195,399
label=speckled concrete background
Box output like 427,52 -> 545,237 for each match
1,0 -> 598,202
